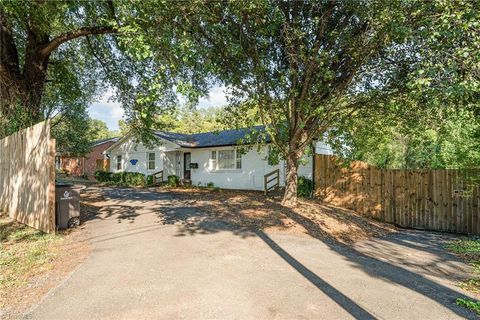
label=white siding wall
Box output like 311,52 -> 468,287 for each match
108,136 -> 178,175
189,146 -> 314,191
108,138 -> 331,190
315,141 -> 334,155
163,152 -> 178,177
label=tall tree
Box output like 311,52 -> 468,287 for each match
141,0 -> 479,206
118,106 -> 228,134
1,1 -> 117,123
3,1 -> 478,206
51,112 -> 93,156
142,1 -> 416,205
342,107 -> 480,170
174,106 -> 227,134
0,1 -> 205,141
87,119 -> 117,141
52,116 -> 117,155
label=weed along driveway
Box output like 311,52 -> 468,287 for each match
27,187 -> 477,319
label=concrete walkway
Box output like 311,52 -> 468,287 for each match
27,188 -> 476,319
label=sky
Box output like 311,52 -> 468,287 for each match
88,85 -> 229,131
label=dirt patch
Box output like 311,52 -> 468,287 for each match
162,188 -> 396,243
78,186 -> 395,243
0,218 -> 89,319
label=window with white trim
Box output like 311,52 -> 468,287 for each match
116,155 -> 122,170
210,149 -> 241,170
236,150 -> 242,169
147,152 -> 155,170
218,150 -> 235,169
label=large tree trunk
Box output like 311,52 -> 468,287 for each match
1,8 -> 117,127
282,152 -> 300,207
1,13 -> 49,123
0,11 -> 22,115
22,38 -> 50,122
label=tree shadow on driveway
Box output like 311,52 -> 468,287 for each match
257,206 -> 475,319
170,191 -> 475,319
80,187 -> 476,319
256,230 -> 377,319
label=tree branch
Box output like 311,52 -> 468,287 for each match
40,26 -> 118,56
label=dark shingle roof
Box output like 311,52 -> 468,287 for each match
154,125 -> 268,148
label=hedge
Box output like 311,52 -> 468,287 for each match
167,175 -> 179,187
94,171 -> 146,187
95,171 -> 112,182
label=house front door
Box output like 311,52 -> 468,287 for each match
184,152 -> 191,180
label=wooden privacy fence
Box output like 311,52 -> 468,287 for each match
0,121 -> 56,233
314,155 -> 480,235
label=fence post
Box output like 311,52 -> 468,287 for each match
47,139 -> 56,233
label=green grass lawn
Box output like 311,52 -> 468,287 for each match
0,216 -> 61,301
0,214 -> 88,318
445,237 -> 480,314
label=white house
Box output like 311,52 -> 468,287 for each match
104,126 -> 333,191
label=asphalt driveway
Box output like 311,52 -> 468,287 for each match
27,187 -> 477,319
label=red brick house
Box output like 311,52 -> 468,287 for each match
55,137 -> 119,178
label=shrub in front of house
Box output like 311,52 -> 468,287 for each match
95,171 -> 146,187
146,175 -> 154,186
206,182 -> 215,188
121,172 -> 146,187
167,175 -> 180,187
205,182 -> 220,192
95,170 -> 112,182
110,172 -> 122,183
297,176 -> 313,198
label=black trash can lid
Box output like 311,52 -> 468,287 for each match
56,182 -> 73,187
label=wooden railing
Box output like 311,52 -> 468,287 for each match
152,170 -> 163,185
264,169 -> 280,195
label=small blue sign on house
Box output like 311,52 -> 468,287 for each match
130,159 -> 138,165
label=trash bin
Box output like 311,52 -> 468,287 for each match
55,183 -> 81,230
